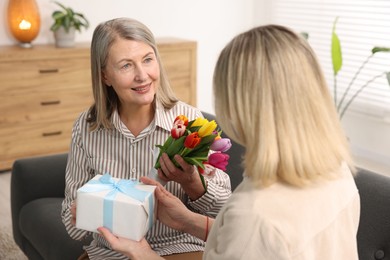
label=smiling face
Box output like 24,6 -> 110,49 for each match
102,38 -> 160,111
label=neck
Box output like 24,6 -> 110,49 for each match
119,103 -> 154,137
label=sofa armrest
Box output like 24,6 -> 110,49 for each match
354,168 -> 390,259
11,153 -> 68,248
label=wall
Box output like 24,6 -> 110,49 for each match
2,0 -> 388,175
0,0 -> 257,113
342,106 -> 390,176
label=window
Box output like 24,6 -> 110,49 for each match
265,0 -> 390,118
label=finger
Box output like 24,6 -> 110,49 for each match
160,153 -> 177,174
98,227 -> 118,244
155,185 -> 175,202
174,155 -> 195,174
140,177 -> 163,188
157,169 -> 170,182
155,186 -> 167,200
71,202 -> 77,226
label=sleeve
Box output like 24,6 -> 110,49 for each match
61,113 -> 93,240
204,208 -> 290,260
187,168 -> 232,217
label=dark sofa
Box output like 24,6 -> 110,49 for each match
11,112 -> 390,259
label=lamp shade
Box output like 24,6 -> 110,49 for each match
7,0 -> 41,47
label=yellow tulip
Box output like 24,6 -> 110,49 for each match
198,120 -> 217,137
191,117 -> 209,127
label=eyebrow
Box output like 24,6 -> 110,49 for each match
116,51 -> 155,65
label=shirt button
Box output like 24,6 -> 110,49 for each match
131,168 -> 136,173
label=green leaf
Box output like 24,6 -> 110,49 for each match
199,174 -> 207,192
185,148 -> 209,159
165,136 -> 185,156
53,1 -> 68,12
161,136 -> 174,150
372,47 -> 390,54
387,72 -> 390,86
188,126 -> 201,133
300,32 -> 309,40
183,157 -> 208,168
50,1 -> 89,32
199,134 -> 218,146
331,17 -> 343,75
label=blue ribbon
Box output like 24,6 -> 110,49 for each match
78,173 -> 154,232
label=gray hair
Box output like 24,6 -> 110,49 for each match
88,17 -> 177,130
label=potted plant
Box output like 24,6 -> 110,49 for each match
331,17 -> 390,119
50,1 -> 89,48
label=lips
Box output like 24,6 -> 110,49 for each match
131,83 -> 151,93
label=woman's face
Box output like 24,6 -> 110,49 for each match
103,38 -> 160,109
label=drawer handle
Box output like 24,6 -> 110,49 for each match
41,100 -> 61,106
42,131 -> 62,137
39,69 -> 59,74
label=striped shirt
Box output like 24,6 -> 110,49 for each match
61,101 -> 232,259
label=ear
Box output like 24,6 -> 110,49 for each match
101,71 -> 111,87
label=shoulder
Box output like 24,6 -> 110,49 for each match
170,101 -> 202,118
72,110 -> 89,128
71,109 -> 98,136
156,101 -> 202,127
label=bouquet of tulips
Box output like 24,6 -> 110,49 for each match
154,115 -> 231,190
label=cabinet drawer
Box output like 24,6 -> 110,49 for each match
0,58 -> 91,95
0,89 -> 92,125
0,119 -> 74,162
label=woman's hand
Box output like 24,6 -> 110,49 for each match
157,153 -> 206,200
98,227 -> 161,260
70,201 -> 77,226
142,177 -> 213,241
141,177 -> 195,232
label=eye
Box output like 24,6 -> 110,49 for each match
144,57 -> 153,64
122,62 -> 133,70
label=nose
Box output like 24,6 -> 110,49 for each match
134,64 -> 147,82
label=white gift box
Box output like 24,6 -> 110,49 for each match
76,174 -> 156,241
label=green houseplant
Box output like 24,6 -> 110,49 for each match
50,1 -> 89,48
331,17 -> 390,119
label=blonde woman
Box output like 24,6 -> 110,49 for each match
99,24 -> 360,260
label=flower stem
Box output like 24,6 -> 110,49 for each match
334,76 -> 337,105
337,54 -> 374,112
339,72 -> 386,118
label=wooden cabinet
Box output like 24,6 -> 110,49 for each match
0,38 -> 197,171
157,38 -> 197,106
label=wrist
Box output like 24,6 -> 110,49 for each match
181,174 -> 206,201
130,247 -> 161,260
183,212 -> 209,240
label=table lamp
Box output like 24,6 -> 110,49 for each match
7,0 -> 41,48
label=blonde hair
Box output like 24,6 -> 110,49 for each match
88,17 -> 178,130
213,24 -> 354,187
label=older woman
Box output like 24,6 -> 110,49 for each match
61,17 -> 231,260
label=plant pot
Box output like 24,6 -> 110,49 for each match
54,27 -> 75,48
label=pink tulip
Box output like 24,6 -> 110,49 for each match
208,152 -> 230,171
210,138 -> 232,152
198,162 -> 216,177
173,115 -> 189,126
171,124 -> 186,139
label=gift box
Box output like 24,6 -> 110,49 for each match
76,173 -> 156,241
